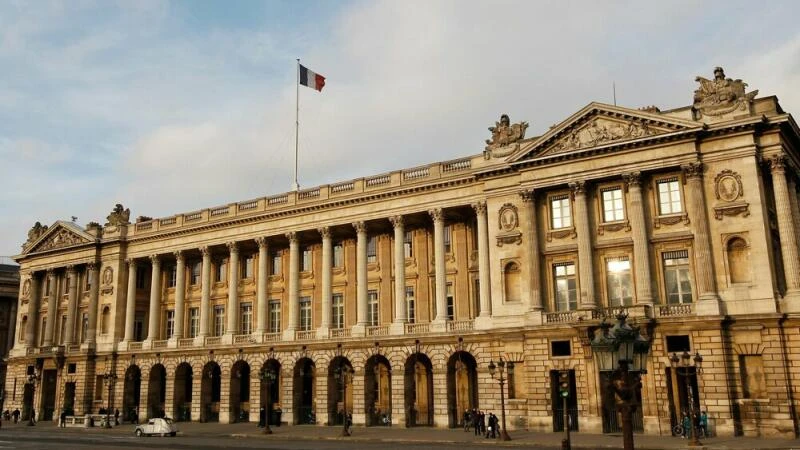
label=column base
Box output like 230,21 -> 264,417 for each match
696,293 -> 722,316
167,337 -> 178,349
473,315 -> 493,330
351,324 -> 366,337
282,329 -> 297,341
780,289 -> 800,313
141,340 -> 152,350
389,322 -> 406,335
524,310 -> 543,326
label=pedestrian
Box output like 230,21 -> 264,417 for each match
478,411 -> 486,436
488,413 -> 498,439
114,408 -> 120,426
682,412 -> 691,439
699,411 -> 708,438
12,409 -> 19,424
462,409 -> 470,431
472,409 -> 480,436
30,408 -> 36,425
59,409 -> 67,428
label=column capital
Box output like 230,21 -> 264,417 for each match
285,231 -> 298,243
766,154 -> 790,174
226,241 -> 239,253
46,268 -> 56,277
199,246 -> 210,257
622,171 -> 642,189
87,261 -> 100,271
317,227 -> 331,239
568,180 -> 586,196
471,201 -> 488,215
388,216 -> 404,228
65,264 -> 76,275
428,208 -> 444,223
126,258 -> 137,267
255,237 -> 268,249
352,221 -> 367,234
148,255 -> 159,265
174,250 -> 184,262
519,189 -> 535,203
681,161 -> 704,180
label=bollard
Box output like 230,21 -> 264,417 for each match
561,438 -> 571,450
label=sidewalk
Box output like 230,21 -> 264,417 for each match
8,420 -> 800,450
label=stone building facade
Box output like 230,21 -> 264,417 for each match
7,67 -> 800,438
0,258 -> 20,412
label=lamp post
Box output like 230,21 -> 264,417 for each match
260,367 -> 277,435
26,369 -> 41,426
103,360 -> 118,428
590,313 -> 651,450
670,351 -> 703,447
487,357 -> 513,441
334,364 -> 354,437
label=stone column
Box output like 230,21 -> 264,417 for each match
146,255 -> 161,341
123,259 -> 137,342
6,300 -> 16,354
390,216 -> 407,333
570,181 -> 596,309
226,242 -> 240,336
284,232 -> 300,340
87,262 -> 100,344
173,250 -> 186,340
682,162 -> 721,313
255,238 -> 269,335
199,247 -> 211,338
623,172 -> 654,306
353,222 -> 369,332
319,227 -> 332,336
43,269 -> 57,346
429,208 -> 448,323
789,178 -> 800,252
25,272 -> 41,348
64,266 -> 78,345
768,156 -> 800,307
516,194 -> 541,312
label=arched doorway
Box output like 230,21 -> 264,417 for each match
365,355 -> 391,426
200,361 -> 221,422
147,364 -> 166,419
173,363 -> 192,422
446,351 -> 478,428
123,365 -> 141,423
292,358 -> 315,424
260,359 -> 281,426
230,360 -> 251,423
327,356 -> 354,426
404,353 -> 433,427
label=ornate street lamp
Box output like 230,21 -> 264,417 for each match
333,364 -> 354,437
487,357 -> 514,441
260,367 -> 278,435
590,313 -> 651,450
25,368 -> 41,426
670,351 -> 704,447
103,359 -> 119,428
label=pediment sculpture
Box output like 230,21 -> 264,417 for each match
693,67 -> 758,117
25,222 -> 48,248
484,114 -> 529,158
106,204 -> 131,227
547,118 -> 656,155
37,229 -> 86,251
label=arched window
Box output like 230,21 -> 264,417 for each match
101,306 -> 111,334
727,237 -> 750,283
19,315 -> 27,342
503,261 -> 521,303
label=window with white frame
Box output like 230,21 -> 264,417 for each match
240,303 -> 253,334
444,225 -> 452,253
663,250 -> 692,304
167,265 -> 177,288
299,297 -> 312,331
332,294 -> 344,329
602,187 -> 625,222
165,310 -> 175,338
404,230 -> 413,258
271,251 -> 282,276
367,290 -> 379,326
333,242 -> 344,268
215,259 -> 227,283
551,194 -> 572,229
554,262 -> 577,311
302,247 -> 312,272
189,307 -> 200,337
405,287 -> 415,323
606,257 -> 633,307
657,178 -> 682,215
191,261 -> 201,285
367,237 -> 377,263
213,305 -> 225,336
446,283 -> 455,320
268,300 -> 281,333
242,255 -> 254,279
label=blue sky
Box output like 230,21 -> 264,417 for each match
2,0 -> 800,257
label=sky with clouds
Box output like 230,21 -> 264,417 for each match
2,0 -> 800,258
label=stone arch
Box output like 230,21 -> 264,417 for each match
173,362 -> 192,422
725,236 -> 750,284
293,357 -> 316,425
122,364 -> 141,423
230,359 -> 251,422
259,358 -> 282,426
503,260 -> 522,303
147,363 -> 167,419
365,354 -> 391,426
404,352 -> 434,427
101,305 -> 111,334
327,356 -> 353,426
446,351 -> 479,428
200,361 -> 221,422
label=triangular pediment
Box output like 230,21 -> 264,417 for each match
508,102 -> 701,163
23,221 -> 96,254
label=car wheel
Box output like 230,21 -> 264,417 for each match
135,429 -> 143,437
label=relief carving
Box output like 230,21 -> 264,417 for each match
25,222 -> 49,247
101,266 -> 114,295
693,67 -> 758,117
37,229 -> 85,251
484,114 -> 529,159
22,279 -> 31,298
496,203 -> 522,247
548,118 -> 655,154
105,204 -> 131,227
715,170 -> 743,202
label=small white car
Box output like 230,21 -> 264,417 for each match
134,417 -> 178,437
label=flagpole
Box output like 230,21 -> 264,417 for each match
294,58 -> 300,191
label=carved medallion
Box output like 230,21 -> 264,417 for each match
22,279 -> 31,298
496,203 -> 522,246
102,267 -> 113,285
714,170 -> 743,202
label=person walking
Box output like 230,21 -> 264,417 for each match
59,410 -> 67,428
699,411 -> 708,438
12,409 -> 19,424
478,411 -> 486,436
681,412 -> 691,439
462,409 -> 470,432
30,408 -> 36,425
114,409 -> 120,426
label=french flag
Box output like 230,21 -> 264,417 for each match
299,64 -> 326,92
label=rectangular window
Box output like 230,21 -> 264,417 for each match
167,266 -> 177,288
446,282 -> 454,320
165,310 -> 175,339
302,247 -> 312,272
40,317 -> 47,346
240,303 -> 253,334
333,243 -> 344,268
299,297 -> 312,331
213,305 -> 225,336
551,340 -> 572,357
59,315 -> 67,344
367,237 -> 377,263
189,308 -> 200,338
215,259 -> 227,283
367,291 -> 379,326
606,257 -> 633,307
473,279 -> 481,316
191,261 -> 201,285
136,270 -> 146,289
332,294 -> 344,329
84,272 -> 92,291
242,255 -> 254,279
133,315 -> 144,341
666,335 -> 691,353
554,263 -> 577,311
602,187 -> 625,222
95,375 -> 104,401
271,252 -> 282,276
551,195 -> 572,229
404,231 -> 413,258
268,300 -> 281,333
81,313 -> 89,343
405,287 -> 415,323
657,178 -> 682,215
664,250 -> 692,304
444,225 -> 452,254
